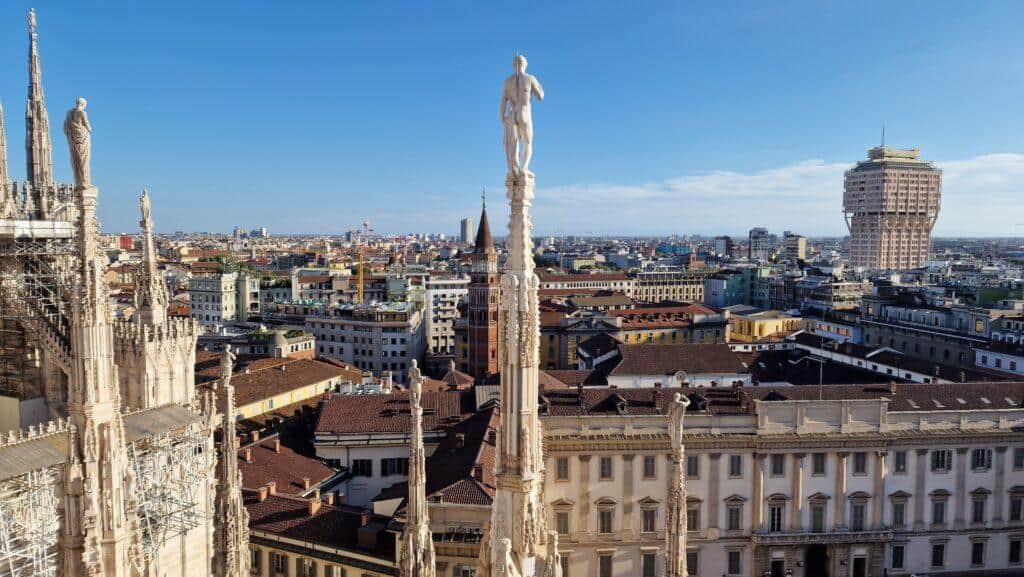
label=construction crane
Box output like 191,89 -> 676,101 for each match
357,220 -> 372,304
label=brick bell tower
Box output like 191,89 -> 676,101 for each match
467,196 -> 499,381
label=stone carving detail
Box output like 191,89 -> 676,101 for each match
666,392 -> 691,577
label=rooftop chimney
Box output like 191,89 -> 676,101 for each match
273,439 -> 281,454
325,493 -> 335,505
266,481 -> 277,496
472,465 -> 483,482
242,448 -> 253,463
335,493 -> 346,506
360,510 -> 372,527
308,498 -> 321,516
257,486 -> 268,502
302,477 -> 312,490
456,433 -> 465,448
251,430 -> 260,443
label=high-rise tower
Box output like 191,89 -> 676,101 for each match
843,146 -> 941,270
467,198 -> 499,381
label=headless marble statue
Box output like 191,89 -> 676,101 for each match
500,55 -> 544,178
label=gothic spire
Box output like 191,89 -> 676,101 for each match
0,99 -> 9,191
25,8 -> 53,188
399,360 -> 436,577
134,189 -> 168,325
474,196 -> 495,254
213,346 -> 251,577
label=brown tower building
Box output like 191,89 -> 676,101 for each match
468,201 -> 499,380
843,146 -> 941,270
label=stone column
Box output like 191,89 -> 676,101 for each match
791,453 -> 804,531
873,451 -> 886,529
622,454 -> 635,533
579,455 -> 591,534
260,548 -> 269,577
753,454 -> 765,532
955,447 -> 968,529
708,453 -> 721,536
834,452 -> 848,530
913,449 -> 927,530
994,446 -> 1007,527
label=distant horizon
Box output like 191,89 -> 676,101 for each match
1,2 -> 1022,236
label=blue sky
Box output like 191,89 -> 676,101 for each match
0,1 -> 1022,236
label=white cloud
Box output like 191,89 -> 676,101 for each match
532,153 -> 1024,237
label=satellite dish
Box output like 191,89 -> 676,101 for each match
674,371 -> 690,385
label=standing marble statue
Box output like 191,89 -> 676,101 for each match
140,189 -> 152,230
500,55 -> 544,178
64,97 -> 92,188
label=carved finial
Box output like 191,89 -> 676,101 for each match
140,188 -> 152,230
28,9 -> 36,34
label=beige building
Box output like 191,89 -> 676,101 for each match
843,147 -> 941,270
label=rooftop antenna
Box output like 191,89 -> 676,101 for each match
881,123 -> 886,148
481,186 -> 486,210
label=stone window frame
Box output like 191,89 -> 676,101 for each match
930,489 -> 951,528
972,448 -> 993,471
930,538 -> 949,568
641,454 -> 657,480
931,449 -> 953,473
971,488 -> 992,526
770,453 -> 786,478
892,450 -> 908,474
595,497 -> 618,534
1008,486 -> 1024,522
685,548 -> 700,576
1013,448 -> 1024,471
970,536 -> 990,567
728,454 -> 743,478
811,452 -> 827,476
889,491 -> 911,529
848,491 -> 871,531
639,497 -> 660,534
1009,532 -> 1024,565
554,457 -> 570,482
852,451 -> 869,476
686,454 -> 701,479
808,492 -> 830,532
685,496 -> 702,533
767,493 -> 789,533
551,498 -> 574,536
726,548 -> 744,576
598,456 -> 614,481
724,495 -> 747,533
890,541 -> 907,570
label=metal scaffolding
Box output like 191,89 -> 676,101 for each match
129,425 -> 209,560
0,468 -> 61,577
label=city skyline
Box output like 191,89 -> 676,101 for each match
0,1 -> 1021,236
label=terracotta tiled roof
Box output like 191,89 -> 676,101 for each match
377,407 -> 498,508
605,343 -> 748,377
541,370 -> 605,388
609,304 -> 716,329
246,493 -> 395,560
207,358 -> 351,410
315,390 -> 474,435
238,435 -> 338,495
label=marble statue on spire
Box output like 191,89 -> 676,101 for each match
140,188 -> 152,229
665,392 -> 691,577
500,54 -> 544,178
398,360 -> 437,577
213,344 -> 251,577
479,54 -> 553,577
64,97 -> 92,189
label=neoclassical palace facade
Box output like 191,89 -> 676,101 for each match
541,382 -> 1024,577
